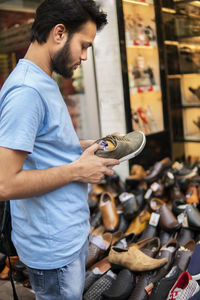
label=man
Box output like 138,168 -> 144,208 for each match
0,0 -> 119,299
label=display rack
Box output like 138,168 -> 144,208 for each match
162,0 -> 200,159
116,0 -> 172,168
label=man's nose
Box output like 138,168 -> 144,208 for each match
81,49 -> 87,61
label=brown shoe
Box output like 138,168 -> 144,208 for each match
173,240 -> 196,271
0,265 -> 9,280
5,256 -> 19,267
86,232 -> 112,269
90,225 -> 105,236
125,209 -> 151,236
108,245 -> 167,272
90,256 -> 111,272
128,164 -> 146,180
0,256 -> 20,280
150,198 -> 180,231
99,192 -> 119,232
135,237 -> 161,258
185,183 -> 199,205
144,157 -> 172,182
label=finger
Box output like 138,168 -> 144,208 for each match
102,158 -> 120,166
104,168 -> 114,177
84,143 -> 102,154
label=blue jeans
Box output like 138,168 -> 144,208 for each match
27,239 -> 88,300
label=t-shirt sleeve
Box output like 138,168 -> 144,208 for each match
0,86 -> 45,153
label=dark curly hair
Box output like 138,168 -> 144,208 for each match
30,0 -> 107,44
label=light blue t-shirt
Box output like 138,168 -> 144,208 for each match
0,59 -> 90,269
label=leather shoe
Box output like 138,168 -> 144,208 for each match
108,245 -> 167,272
136,237 -> 161,258
144,157 -> 172,183
125,209 -> 151,236
148,239 -> 178,284
117,213 -> 129,233
113,233 -> 136,249
185,204 -> 200,231
119,192 -> 139,220
172,199 -> 187,216
159,229 -> 174,246
150,198 -> 180,231
90,209 -> 102,231
0,256 -> 19,280
128,271 -> 154,300
170,185 -> 185,203
148,265 -> 182,300
86,233 -> 112,269
102,268 -> 136,300
177,227 -> 195,246
185,183 -> 199,205
84,257 -> 111,293
99,192 -> 119,232
0,253 -> 6,265
128,164 -> 146,180
173,240 -> 195,271
138,224 -> 158,241
83,270 -> 117,300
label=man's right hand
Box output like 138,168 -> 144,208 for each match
72,143 -> 119,184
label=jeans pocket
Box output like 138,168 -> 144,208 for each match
27,268 -> 45,293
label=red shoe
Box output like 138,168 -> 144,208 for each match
167,271 -> 200,300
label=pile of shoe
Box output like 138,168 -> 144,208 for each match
85,156 -> 200,299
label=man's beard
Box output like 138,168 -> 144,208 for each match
51,36 -> 78,78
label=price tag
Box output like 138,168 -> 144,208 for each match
144,188 -> 152,199
182,215 -> 189,228
119,192 -> 134,203
177,213 -> 185,224
151,182 -> 160,192
167,171 -> 174,180
149,212 -> 160,227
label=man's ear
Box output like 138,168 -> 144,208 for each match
52,24 -> 68,44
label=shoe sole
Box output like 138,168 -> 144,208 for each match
119,131 -> 146,163
192,274 -> 200,281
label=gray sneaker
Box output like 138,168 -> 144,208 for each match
95,131 -> 146,163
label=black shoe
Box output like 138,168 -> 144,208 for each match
177,227 -> 195,246
84,270 -> 104,293
113,233 -> 136,249
185,204 -> 200,231
138,224 -> 158,241
83,270 -> 117,300
150,239 -> 178,284
90,209 -> 102,229
172,199 -> 187,216
119,192 -> 139,220
128,271 -> 153,300
102,269 -> 136,300
149,265 -> 182,300
159,229 -> 174,246
117,213 -> 129,233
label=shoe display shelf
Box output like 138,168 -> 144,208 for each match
119,0 -> 165,136
116,0 -> 172,169
161,0 -> 200,159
